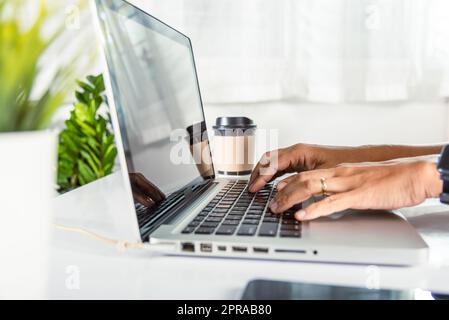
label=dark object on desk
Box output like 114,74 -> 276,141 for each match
431,292 -> 449,300
437,144 -> 449,204
241,279 -> 416,300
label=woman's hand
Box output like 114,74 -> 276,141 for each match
269,160 -> 442,221
248,143 -> 442,193
248,144 -> 358,193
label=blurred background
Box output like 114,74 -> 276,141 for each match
36,0 -> 449,147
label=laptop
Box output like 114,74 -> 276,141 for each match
92,0 -> 428,266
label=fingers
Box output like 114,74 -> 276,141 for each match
270,178 -> 321,213
132,190 -> 156,208
129,172 -> 166,207
270,173 -> 355,213
276,175 -> 297,190
248,152 -> 269,186
131,172 -> 165,202
248,149 -> 294,192
248,151 -> 276,192
294,191 -> 356,221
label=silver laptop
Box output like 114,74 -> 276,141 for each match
93,0 -> 428,266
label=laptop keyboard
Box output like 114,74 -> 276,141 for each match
181,180 -> 302,238
135,180 -> 216,240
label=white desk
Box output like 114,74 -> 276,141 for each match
50,173 -> 449,299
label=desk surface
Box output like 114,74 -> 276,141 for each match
50,173 -> 449,299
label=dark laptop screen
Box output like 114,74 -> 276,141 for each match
96,0 -> 214,200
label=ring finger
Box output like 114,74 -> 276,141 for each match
270,175 -> 357,213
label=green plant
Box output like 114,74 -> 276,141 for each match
57,74 -> 117,192
0,0 -> 71,132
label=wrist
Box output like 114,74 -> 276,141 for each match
419,161 -> 442,198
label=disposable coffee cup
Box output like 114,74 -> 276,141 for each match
212,117 -> 257,176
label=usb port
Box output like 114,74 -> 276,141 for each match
181,242 -> 195,252
217,245 -> 227,251
200,243 -> 212,252
232,246 -> 247,252
253,247 -> 269,253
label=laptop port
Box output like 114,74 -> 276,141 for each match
217,245 -> 226,252
200,243 -> 212,252
253,247 -> 269,253
274,249 -> 307,254
181,242 -> 195,252
232,246 -> 247,253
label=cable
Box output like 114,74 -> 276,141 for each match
54,223 -> 177,254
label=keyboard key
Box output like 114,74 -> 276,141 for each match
280,224 -> 301,231
216,204 -> 231,208
263,217 -> 280,223
264,213 -> 277,218
222,219 -> 240,225
209,212 -> 226,218
195,227 -> 215,235
216,225 -> 237,235
237,225 -> 257,236
227,214 -> 243,219
258,222 -> 278,237
213,208 -> 228,213
194,216 -> 205,222
182,226 -> 195,234
206,217 -> 222,222
280,230 -> 301,238
188,221 -> 200,227
282,219 -> 300,225
245,214 -> 261,219
242,219 -> 259,225
201,221 -> 219,228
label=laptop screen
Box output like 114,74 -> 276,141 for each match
95,0 -> 214,202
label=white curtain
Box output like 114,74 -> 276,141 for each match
136,0 -> 449,104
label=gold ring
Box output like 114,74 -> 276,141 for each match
320,177 -> 328,197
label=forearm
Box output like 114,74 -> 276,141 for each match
349,144 -> 444,163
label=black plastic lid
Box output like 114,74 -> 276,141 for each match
212,117 -> 256,131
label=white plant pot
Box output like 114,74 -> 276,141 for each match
0,130 -> 57,299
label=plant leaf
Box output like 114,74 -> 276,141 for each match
57,73 -> 117,192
